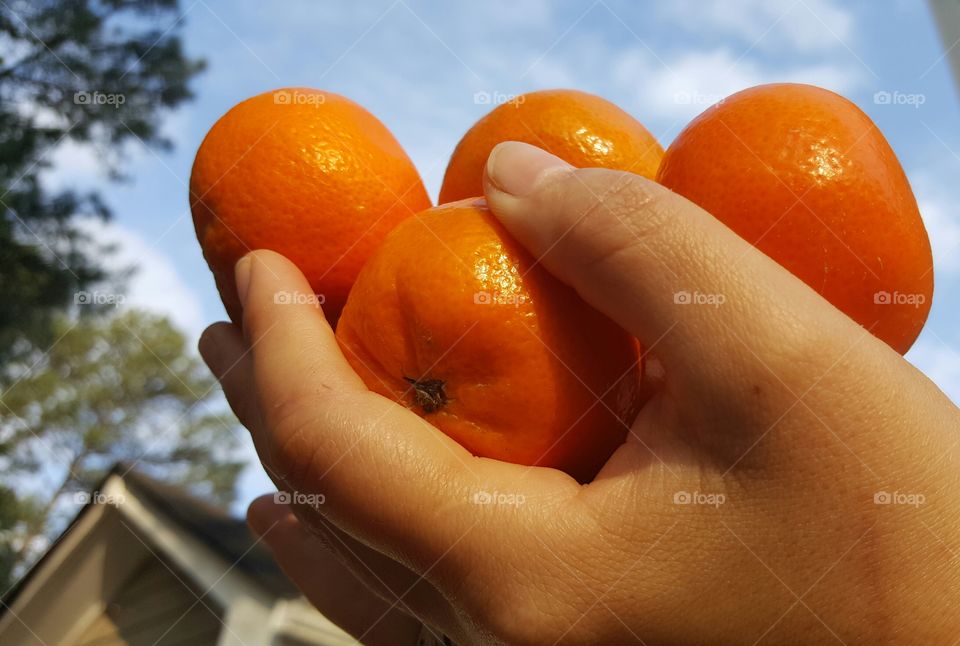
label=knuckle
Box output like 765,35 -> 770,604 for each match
549,170 -> 673,274
263,391 -> 327,483
593,171 -> 673,241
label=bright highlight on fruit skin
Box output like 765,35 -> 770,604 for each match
473,249 -> 524,302
808,140 -> 844,182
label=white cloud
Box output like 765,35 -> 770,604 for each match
911,174 -> 960,276
615,48 -> 759,123
77,218 -> 206,343
524,56 -> 578,89
41,138 -> 106,190
41,107 -> 192,192
613,47 -> 863,123
923,199 -> 960,275
657,0 -> 854,54
904,170 -> 960,404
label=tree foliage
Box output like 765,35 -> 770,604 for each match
0,310 -> 244,589
0,0 -> 205,358
0,1 -> 239,594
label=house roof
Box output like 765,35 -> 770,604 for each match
118,464 -> 297,598
1,463 -> 297,613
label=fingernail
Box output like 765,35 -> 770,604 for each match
486,141 -> 572,197
235,254 -> 252,306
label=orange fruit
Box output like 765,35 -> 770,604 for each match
439,89 -> 663,203
190,87 -> 431,324
335,199 -> 641,482
656,83 -> 933,353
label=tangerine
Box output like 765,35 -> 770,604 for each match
190,87 -> 431,324
656,83 -> 932,353
439,89 -> 663,203
335,199 -> 641,482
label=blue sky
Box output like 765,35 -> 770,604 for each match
41,0 -> 960,507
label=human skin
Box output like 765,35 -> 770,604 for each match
198,141 -> 960,645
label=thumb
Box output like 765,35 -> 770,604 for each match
482,141 -> 874,404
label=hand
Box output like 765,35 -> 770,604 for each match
199,141 -> 960,645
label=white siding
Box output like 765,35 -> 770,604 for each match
73,556 -> 223,646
